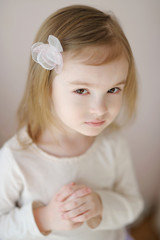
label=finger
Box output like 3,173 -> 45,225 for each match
62,203 -> 89,219
62,187 -> 92,206
71,210 -> 92,222
56,183 -> 87,202
71,187 -> 92,198
55,182 -> 76,201
71,222 -> 83,229
59,197 -> 86,212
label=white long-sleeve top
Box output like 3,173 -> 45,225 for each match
0,128 -> 143,240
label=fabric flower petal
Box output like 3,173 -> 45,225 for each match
31,42 -> 43,62
31,35 -> 63,73
37,48 -> 56,70
48,35 -> 63,52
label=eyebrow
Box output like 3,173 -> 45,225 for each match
68,80 -> 126,87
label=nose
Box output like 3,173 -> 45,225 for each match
89,96 -> 108,116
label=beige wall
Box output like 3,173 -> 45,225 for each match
0,0 -> 160,211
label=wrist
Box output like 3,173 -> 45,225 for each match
33,202 -> 51,235
87,192 -> 103,229
95,192 -> 103,217
87,215 -> 102,229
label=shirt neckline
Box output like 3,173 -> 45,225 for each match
22,127 -> 104,162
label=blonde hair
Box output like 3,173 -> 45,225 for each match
17,5 -> 138,142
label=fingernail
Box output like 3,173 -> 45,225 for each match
56,195 -> 60,200
86,188 -> 92,192
56,196 -> 63,202
70,182 -> 75,186
58,206 -> 63,211
61,214 -> 67,219
58,199 -> 64,202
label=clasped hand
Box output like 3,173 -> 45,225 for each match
43,182 -> 103,231
57,182 -> 102,222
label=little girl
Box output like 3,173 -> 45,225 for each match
0,5 -> 143,240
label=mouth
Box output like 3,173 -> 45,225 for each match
84,120 -> 106,127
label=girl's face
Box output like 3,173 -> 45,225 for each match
52,52 -> 128,137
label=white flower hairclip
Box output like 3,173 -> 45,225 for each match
31,35 -> 63,73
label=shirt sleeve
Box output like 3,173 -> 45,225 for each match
0,144 -> 45,239
88,136 -> 144,230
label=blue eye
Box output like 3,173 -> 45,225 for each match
108,87 -> 121,94
74,89 -> 89,95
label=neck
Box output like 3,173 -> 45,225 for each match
43,125 -> 92,141
36,126 -> 95,158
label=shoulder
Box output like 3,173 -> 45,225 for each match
0,132 -> 27,197
0,135 -> 18,161
101,128 -> 128,149
0,134 -> 23,186
99,128 -> 131,161
0,127 -> 31,167
0,127 -> 27,151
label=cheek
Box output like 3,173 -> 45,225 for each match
116,97 -> 123,111
66,96 -> 87,117
53,92 -> 86,120
108,95 -> 123,114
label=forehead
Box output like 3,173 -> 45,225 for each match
63,42 -> 128,66
60,50 -> 129,87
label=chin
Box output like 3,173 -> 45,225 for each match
78,128 -> 106,137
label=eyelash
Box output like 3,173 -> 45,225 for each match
74,87 -> 121,95
108,87 -> 121,94
74,89 -> 89,95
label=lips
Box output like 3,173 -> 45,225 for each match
85,120 -> 105,127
